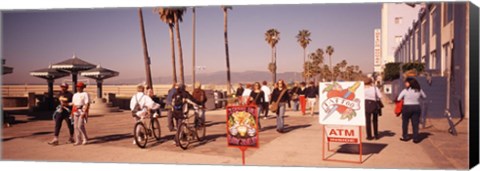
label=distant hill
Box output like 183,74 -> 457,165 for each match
111,71 -> 304,85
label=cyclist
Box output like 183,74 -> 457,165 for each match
171,84 -> 202,144
130,84 -> 160,144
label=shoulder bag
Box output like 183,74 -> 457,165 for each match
269,89 -> 287,113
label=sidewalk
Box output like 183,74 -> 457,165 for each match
1,100 -> 469,169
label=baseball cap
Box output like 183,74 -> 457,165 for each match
76,82 -> 86,88
60,83 -> 69,88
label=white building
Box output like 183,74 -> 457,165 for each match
380,3 -> 422,71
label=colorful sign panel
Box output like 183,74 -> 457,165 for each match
226,106 -> 259,148
324,125 -> 361,144
319,81 -> 366,126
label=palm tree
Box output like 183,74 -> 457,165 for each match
173,8 -> 187,84
296,30 -> 311,81
265,29 -> 280,83
222,6 -> 233,95
155,8 -> 177,83
192,7 -> 196,85
326,45 -> 335,81
138,8 -> 153,88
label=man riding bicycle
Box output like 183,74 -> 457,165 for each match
130,84 -> 160,145
171,84 -> 203,144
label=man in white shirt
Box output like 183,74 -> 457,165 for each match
72,82 -> 90,146
260,81 -> 271,119
241,83 -> 252,105
130,84 -> 160,121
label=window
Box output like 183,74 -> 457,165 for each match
430,8 -> 437,36
394,17 -> 403,24
444,3 -> 454,26
395,36 -> 403,45
430,51 -> 437,70
421,21 -> 427,44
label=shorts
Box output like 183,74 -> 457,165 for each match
307,98 -> 316,107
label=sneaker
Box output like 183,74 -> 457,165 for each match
73,142 -> 81,146
82,140 -> 88,145
153,113 -> 159,118
263,117 -> 267,120
133,140 -> 136,145
67,137 -> 75,144
48,140 -> 59,146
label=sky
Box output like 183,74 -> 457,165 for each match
2,3 -> 381,84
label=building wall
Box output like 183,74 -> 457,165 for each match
393,2 -> 469,119
380,3 -> 421,70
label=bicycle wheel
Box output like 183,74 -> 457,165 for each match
151,118 -> 162,140
133,122 -> 148,148
176,123 -> 190,150
195,118 -> 206,141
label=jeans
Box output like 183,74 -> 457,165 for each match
293,100 -> 299,111
402,105 -> 421,140
256,105 -> 262,129
53,108 -> 74,137
365,100 -> 379,138
167,110 -> 177,131
276,103 -> 286,131
262,102 -> 269,117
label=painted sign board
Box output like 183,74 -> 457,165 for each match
319,81 -> 366,126
226,106 -> 259,148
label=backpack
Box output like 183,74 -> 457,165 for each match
131,94 -> 144,116
172,94 -> 186,112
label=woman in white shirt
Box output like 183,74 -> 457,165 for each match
364,77 -> 382,140
397,77 -> 427,143
72,82 -> 90,145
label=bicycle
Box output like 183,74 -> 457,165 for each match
133,110 -> 162,148
175,105 -> 206,150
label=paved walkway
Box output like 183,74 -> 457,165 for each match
1,99 -> 469,169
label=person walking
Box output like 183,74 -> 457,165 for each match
305,81 -> 318,116
71,82 -> 90,145
48,83 -> 75,145
298,82 -> 307,115
192,82 -> 207,124
166,83 -> 178,131
397,77 -> 427,143
241,83 -> 252,105
248,82 -> 265,130
364,77 -> 383,140
270,79 -> 290,133
260,81 -> 271,119
235,83 -> 244,105
289,82 -> 300,112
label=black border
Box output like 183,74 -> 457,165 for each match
469,1 -> 479,169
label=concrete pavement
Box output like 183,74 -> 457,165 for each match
1,99 -> 469,169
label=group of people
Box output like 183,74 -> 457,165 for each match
48,82 -> 90,146
363,77 -> 427,144
234,80 -> 320,133
47,76 -> 427,146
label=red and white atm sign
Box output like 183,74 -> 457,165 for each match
325,125 -> 360,144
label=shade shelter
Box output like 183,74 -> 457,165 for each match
51,55 -> 96,93
2,59 -> 13,75
80,65 -> 119,98
30,66 -> 70,109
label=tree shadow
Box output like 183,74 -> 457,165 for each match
191,133 -> 227,148
283,124 -> 312,133
88,133 -> 133,145
375,130 -> 396,139
2,131 -> 53,142
205,121 -> 225,127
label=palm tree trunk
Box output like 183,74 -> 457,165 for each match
274,46 -> 277,83
138,8 -> 153,88
271,47 -> 275,84
329,55 -> 333,81
169,25 -> 177,83
303,47 -> 306,82
224,9 -> 232,95
192,7 -> 196,85
174,13 -> 185,84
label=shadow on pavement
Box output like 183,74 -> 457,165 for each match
205,121 -> 226,127
405,132 -> 432,143
283,124 -> 312,133
89,133 -> 133,145
376,130 -> 396,139
336,142 -> 388,155
2,131 -> 53,142
192,133 -> 227,148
